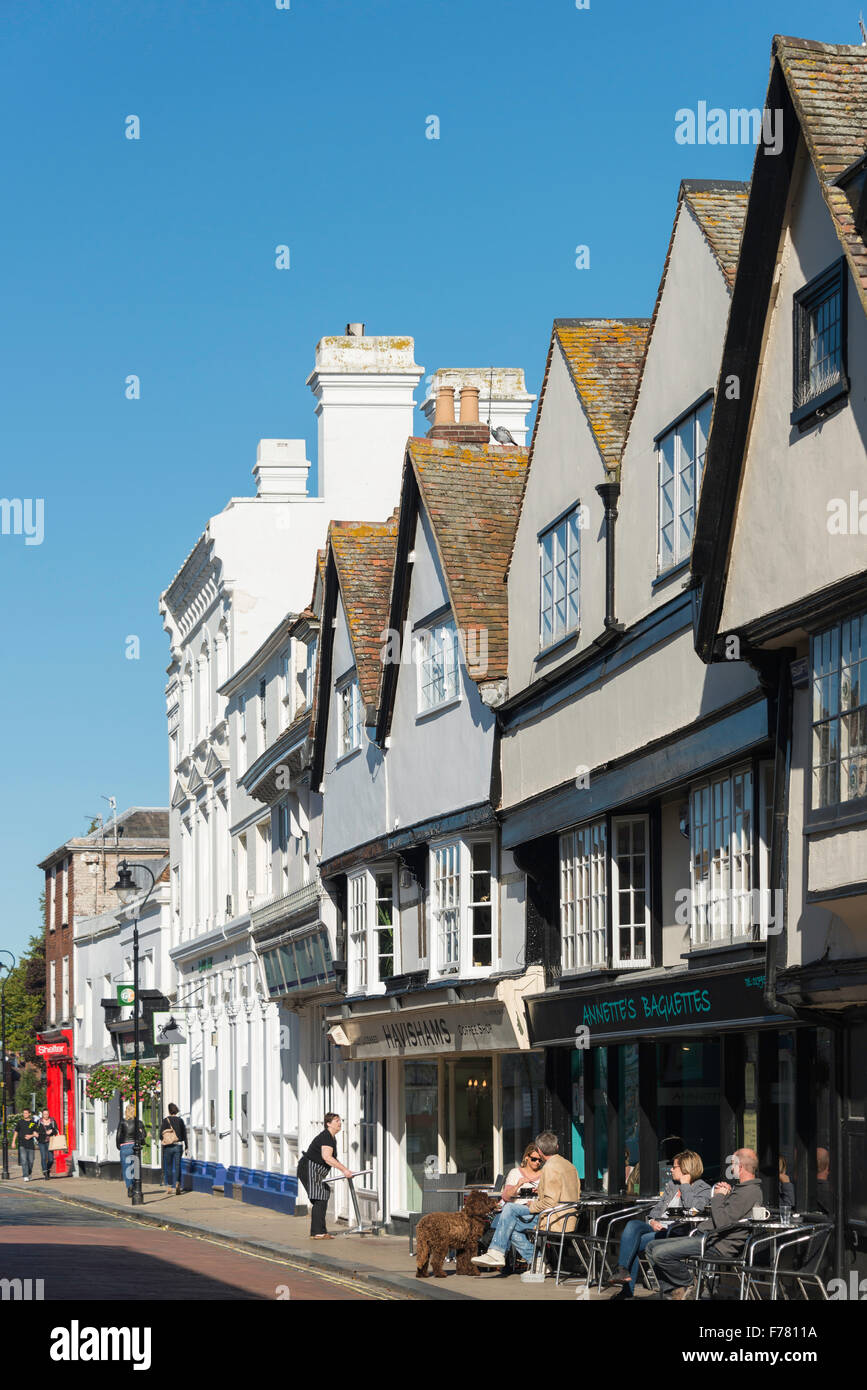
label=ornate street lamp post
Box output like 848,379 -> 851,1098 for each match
111,861 -> 155,1207
0,951 -> 16,1180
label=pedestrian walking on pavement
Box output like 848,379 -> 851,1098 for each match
160,1103 -> 188,1195
116,1103 -> 146,1194
297,1113 -> 353,1239
35,1109 -> 61,1179
14,1108 -> 38,1181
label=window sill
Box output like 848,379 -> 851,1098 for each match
805,798 -> 867,835
416,695 -> 461,723
558,965 -> 617,983
791,378 -> 849,432
652,557 -> 691,590
535,629 -> 580,665
681,936 -> 761,961
336,745 -> 363,767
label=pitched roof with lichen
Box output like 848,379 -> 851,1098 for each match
682,181 -> 750,288
329,516 -> 399,709
551,320 -> 650,472
619,181 -> 748,458
774,35 -> 867,309
405,438 -> 528,683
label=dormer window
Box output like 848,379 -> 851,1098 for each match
792,258 -> 849,429
657,395 -> 712,572
337,672 -> 362,758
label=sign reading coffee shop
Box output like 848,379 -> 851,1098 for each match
332,1002 -> 520,1060
528,967 -> 778,1047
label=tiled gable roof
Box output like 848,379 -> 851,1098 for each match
329,515 -> 399,710
620,181 -> 748,460
552,320 -> 650,470
775,35 -> 867,309
406,438 -> 528,683
682,180 -> 750,289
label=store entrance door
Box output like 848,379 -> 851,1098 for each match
449,1057 -> 494,1184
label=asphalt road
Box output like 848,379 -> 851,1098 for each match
0,1187 -> 380,1301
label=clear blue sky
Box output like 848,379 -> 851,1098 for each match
0,0 -> 859,959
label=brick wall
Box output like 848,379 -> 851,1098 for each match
43,846 -> 166,1029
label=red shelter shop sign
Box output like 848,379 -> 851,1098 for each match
35,1031 -> 75,1176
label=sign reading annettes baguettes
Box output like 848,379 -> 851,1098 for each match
527,967 -> 776,1046
336,1004 -> 520,1059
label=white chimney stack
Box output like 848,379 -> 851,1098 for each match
306,331 -> 423,519
252,439 -> 312,499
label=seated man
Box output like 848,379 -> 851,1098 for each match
471,1130 -> 580,1270
647,1148 -> 763,1300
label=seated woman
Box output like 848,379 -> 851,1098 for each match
484,1143 -> 543,1250
606,1150 -> 712,1297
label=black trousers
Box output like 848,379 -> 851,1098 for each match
310,1198 -> 329,1236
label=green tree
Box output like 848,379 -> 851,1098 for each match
3,932 -> 46,1063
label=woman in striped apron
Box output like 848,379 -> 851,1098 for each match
297,1113 -> 352,1238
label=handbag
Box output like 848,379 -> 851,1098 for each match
161,1123 -> 179,1146
48,1133 -> 66,1152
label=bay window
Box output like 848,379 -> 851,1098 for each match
347,865 -> 397,993
690,765 -> 754,945
430,837 -> 497,976
559,816 -> 651,971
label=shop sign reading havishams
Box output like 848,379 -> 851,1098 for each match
329,1002 -> 522,1060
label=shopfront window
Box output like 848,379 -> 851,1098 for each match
777,1032 -> 797,1210
591,1049 -> 608,1191
656,1038 -> 722,1187
815,1029 -> 836,1218
501,1053 -> 545,1172
404,1062 -> 438,1212
359,1061 -> 379,1191
571,1049 -> 585,1181
619,1044 -> 640,1193
450,1057 -> 493,1184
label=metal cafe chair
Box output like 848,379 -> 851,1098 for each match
684,1222 -> 777,1300
749,1223 -> 833,1301
579,1202 -> 652,1292
529,1202 -> 588,1286
408,1172 -> 467,1254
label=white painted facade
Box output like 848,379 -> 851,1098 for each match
159,331 -> 424,1208
73,879 -> 172,1175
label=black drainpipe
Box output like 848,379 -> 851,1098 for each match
596,480 -> 624,636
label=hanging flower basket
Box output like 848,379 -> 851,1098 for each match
86,1063 -> 161,1105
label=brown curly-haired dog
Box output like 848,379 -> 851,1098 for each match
416,1190 -> 501,1278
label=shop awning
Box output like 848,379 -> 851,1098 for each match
326,970 -> 543,1060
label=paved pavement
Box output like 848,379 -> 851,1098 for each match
0,1170 -> 640,1302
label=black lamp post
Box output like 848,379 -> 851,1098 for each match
111,860 -> 156,1207
0,951 -> 16,1180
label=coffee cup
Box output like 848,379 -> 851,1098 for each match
751,1205 -> 770,1221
